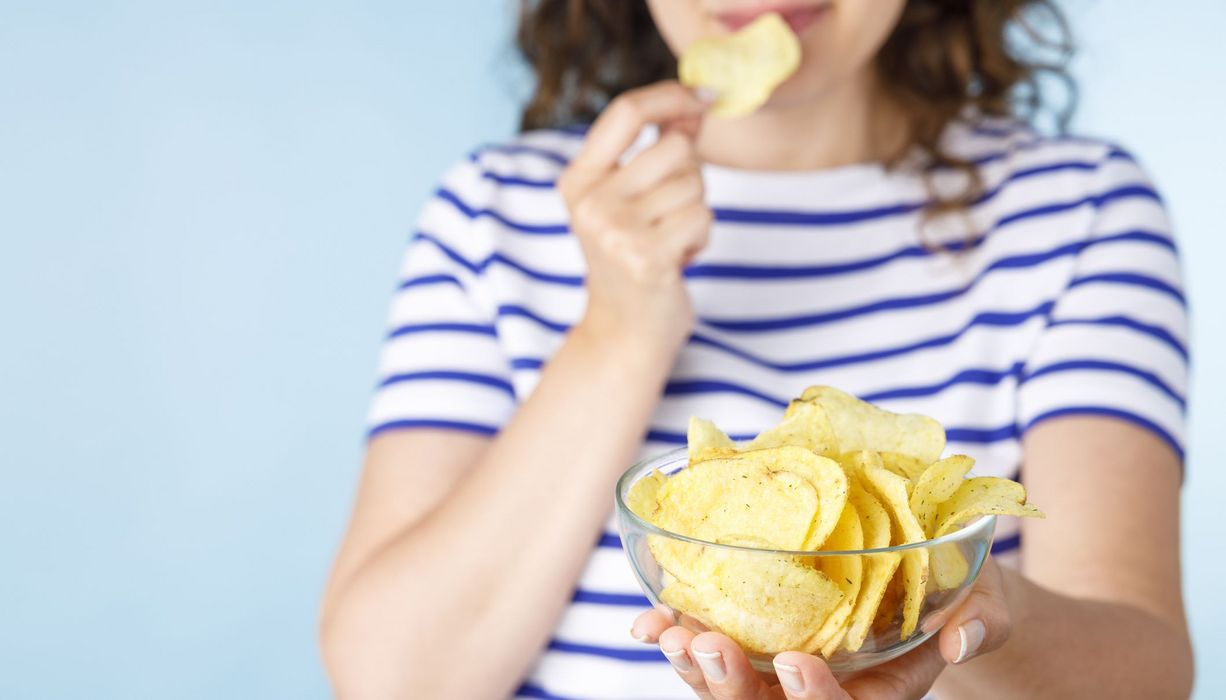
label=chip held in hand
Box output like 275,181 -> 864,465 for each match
679,12 -> 802,118
625,385 -> 1044,658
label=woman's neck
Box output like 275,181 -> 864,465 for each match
695,68 -> 908,172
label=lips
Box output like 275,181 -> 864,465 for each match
715,3 -> 831,34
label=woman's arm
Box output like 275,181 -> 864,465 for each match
935,415 -> 1193,699
320,81 -> 713,699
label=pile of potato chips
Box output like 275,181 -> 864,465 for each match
626,386 -> 1043,657
679,12 -> 801,118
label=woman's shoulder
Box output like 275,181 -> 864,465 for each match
422,128 -> 584,248
463,127 -> 587,188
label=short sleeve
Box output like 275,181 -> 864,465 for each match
366,159 -> 517,439
1016,149 -> 1188,460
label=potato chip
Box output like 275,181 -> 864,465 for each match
910,456 -> 975,538
933,476 -> 1045,538
626,468 -> 666,521
928,543 -> 970,592
750,399 -> 837,456
797,386 -> 946,463
842,480 -> 902,652
656,455 -> 818,550
678,12 -> 801,118
858,455 -> 929,639
803,502 -> 863,654
879,451 -> 928,482
688,416 -> 739,463
663,549 -> 843,654
739,446 -> 848,550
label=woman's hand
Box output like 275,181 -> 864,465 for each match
631,558 -> 1012,700
558,80 -> 713,355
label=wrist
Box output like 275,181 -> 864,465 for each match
567,317 -> 682,384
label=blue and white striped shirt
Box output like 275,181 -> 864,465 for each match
368,119 -> 1187,699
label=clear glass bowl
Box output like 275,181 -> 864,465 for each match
614,447 -> 996,673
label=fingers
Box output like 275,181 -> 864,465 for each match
937,556 -> 1012,665
607,131 -> 698,197
570,81 -> 708,180
840,638 -> 947,700
632,169 -> 705,223
654,200 -> 714,262
689,631 -> 771,700
772,652 -> 852,700
630,606 -> 675,644
658,626 -> 716,700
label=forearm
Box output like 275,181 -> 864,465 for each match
936,567 -> 1193,699
322,324 -> 675,699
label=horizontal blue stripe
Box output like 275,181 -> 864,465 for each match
377,370 -> 516,397
511,357 -> 545,371
945,423 -> 1020,443
1023,406 -> 1184,461
1047,316 -> 1189,362
439,158 -> 1155,237
1067,272 -> 1185,305
499,304 -> 572,333
687,301 -> 1054,373
387,322 -> 497,339
571,588 -> 651,607
516,683 -> 577,700
500,301 -> 1053,377
1022,359 -> 1186,410
415,231 -> 585,286
435,187 -> 569,235
664,379 -> 789,408
596,532 -> 621,549
992,532 -> 1021,554
470,143 -> 570,166
368,418 -> 498,440
860,363 -> 1026,403
481,171 -> 557,188
547,639 -> 665,663
397,273 -> 462,291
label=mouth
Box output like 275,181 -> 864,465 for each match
714,3 -> 832,34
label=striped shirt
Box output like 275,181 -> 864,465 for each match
368,119 -> 1187,699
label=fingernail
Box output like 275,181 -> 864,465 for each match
630,627 -> 650,643
662,647 -> 692,673
774,662 -> 805,694
955,619 -> 986,663
693,649 -> 726,681
694,86 -> 719,104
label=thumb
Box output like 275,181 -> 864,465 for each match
937,556 -> 1012,665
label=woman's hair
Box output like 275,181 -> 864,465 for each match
516,0 -> 1075,215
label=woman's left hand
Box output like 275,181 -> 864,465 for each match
631,557 -> 1012,700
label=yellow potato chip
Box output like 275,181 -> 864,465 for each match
842,480 -> 902,652
656,455 -> 818,550
739,446 -> 848,550
807,502 -> 863,655
688,416 -> 739,463
910,455 -> 975,538
662,549 -> 843,654
879,451 -> 928,482
928,543 -> 970,591
750,399 -> 837,456
933,476 -> 1045,538
798,386 -> 946,464
678,12 -> 801,118
626,468 -> 666,521
858,455 -> 929,639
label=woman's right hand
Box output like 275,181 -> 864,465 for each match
558,81 -> 713,355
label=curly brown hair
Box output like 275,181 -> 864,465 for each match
516,0 -> 1075,214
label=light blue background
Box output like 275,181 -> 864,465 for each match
1,1 -> 1222,697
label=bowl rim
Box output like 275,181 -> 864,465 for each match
615,446 -> 997,556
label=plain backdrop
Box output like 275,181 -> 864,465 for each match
1,1 -> 1222,697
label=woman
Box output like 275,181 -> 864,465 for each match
320,1 -> 1193,698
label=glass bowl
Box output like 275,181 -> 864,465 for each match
614,447 -> 996,673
